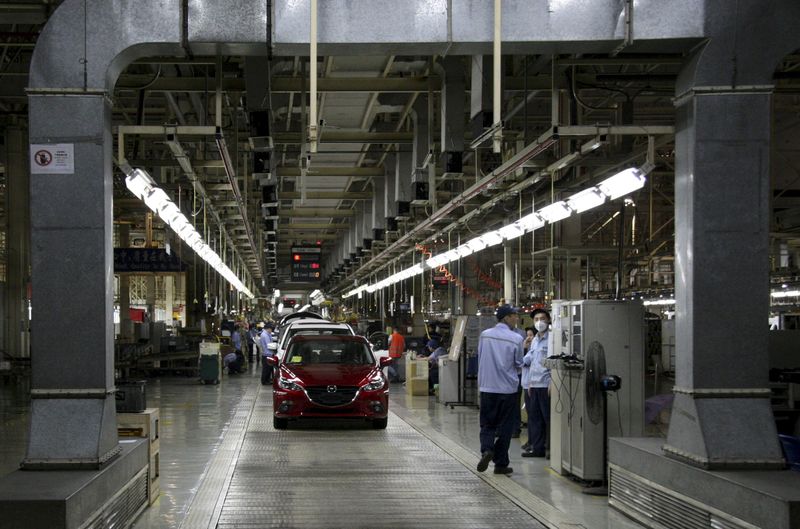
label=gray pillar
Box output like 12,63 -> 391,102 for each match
462,255 -> 480,315
4,126 -> 30,359
118,225 -> 132,341
503,243 -> 514,305
25,94 -> 119,468
664,87 -> 783,469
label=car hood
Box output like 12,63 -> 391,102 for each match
282,364 -> 378,386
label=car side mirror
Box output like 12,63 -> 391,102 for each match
379,357 -> 393,368
266,356 -> 278,367
267,342 -> 278,351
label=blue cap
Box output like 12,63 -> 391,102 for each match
426,339 -> 439,349
496,304 -> 520,321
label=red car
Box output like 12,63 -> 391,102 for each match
266,335 -> 392,429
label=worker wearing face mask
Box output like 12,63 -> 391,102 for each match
522,308 -> 552,458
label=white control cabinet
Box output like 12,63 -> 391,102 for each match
548,300 -> 645,481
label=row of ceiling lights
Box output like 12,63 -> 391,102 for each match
125,167 -> 255,299
343,166 -> 649,299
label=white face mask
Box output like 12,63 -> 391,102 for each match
534,320 -> 549,333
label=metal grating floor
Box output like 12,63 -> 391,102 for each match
215,387 -> 546,529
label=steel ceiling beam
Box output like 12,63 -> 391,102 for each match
276,166 -> 384,177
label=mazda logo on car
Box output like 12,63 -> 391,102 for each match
327,385 -> 337,393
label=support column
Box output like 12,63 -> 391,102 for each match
663,87 -> 784,468
118,225 -> 132,341
25,94 -> 119,468
4,126 -> 30,359
165,275 -> 174,328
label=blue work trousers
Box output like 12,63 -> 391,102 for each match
526,387 -> 550,454
261,358 -> 273,385
479,391 -> 518,468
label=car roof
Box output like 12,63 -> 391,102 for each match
287,334 -> 369,344
279,311 -> 325,326
286,320 -> 350,328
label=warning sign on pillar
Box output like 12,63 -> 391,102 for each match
30,143 -> 74,174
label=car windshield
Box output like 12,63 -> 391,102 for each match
285,340 -> 374,366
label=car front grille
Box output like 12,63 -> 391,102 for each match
306,386 -> 359,406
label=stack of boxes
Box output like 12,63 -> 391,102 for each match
118,408 -> 160,504
405,355 -> 429,396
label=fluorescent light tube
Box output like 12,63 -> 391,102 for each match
466,236 -> 488,252
566,187 -> 606,213
598,167 -> 646,200
455,245 -> 474,258
518,213 -> 546,231
443,249 -> 460,263
125,168 -> 154,200
538,201 -> 572,223
499,222 -> 525,241
480,231 -> 504,247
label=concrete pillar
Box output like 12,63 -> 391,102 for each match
664,86 -> 783,468
503,243 -> 514,305
145,275 -> 156,321
118,225 -> 132,341
25,94 -> 118,468
462,255 -> 480,316
165,275 -> 174,328
4,126 -> 30,359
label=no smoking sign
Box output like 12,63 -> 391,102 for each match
30,143 -> 74,174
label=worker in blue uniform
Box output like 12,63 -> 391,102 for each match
260,322 -> 275,385
476,304 -> 525,476
522,308 -> 552,458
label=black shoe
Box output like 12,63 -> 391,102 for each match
494,466 -> 513,475
477,451 -> 494,472
522,450 -> 545,458
521,442 -> 531,451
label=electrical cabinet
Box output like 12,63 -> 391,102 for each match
549,300 -> 645,481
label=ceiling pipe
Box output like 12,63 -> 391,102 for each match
215,131 -> 264,281
309,0 -> 318,154
493,0 -> 502,153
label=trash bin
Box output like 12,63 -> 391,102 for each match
116,380 -> 147,412
199,342 -> 221,385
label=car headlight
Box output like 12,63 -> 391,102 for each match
362,375 -> 385,391
278,377 -> 303,391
